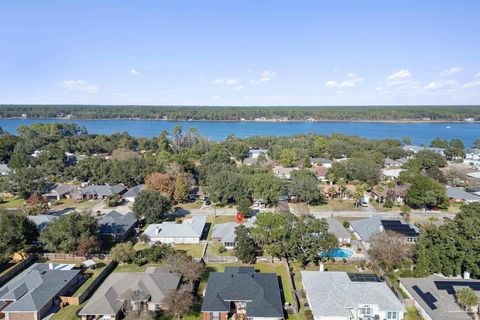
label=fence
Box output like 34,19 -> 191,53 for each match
37,252 -> 111,261
284,260 -> 300,314
0,255 -> 36,287
203,256 -> 239,263
60,260 -> 117,306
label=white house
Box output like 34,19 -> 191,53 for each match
143,215 -> 207,244
302,271 -> 405,320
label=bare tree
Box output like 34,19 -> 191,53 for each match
165,251 -> 204,284
162,287 -> 194,320
369,231 -> 414,272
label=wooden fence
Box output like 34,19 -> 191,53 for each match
0,255 -> 36,287
38,252 -> 111,261
60,260 -> 117,306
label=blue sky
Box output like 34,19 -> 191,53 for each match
0,0 -> 479,106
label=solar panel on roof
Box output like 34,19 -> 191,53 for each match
381,220 -> 419,237
435,281 -> 480,294
347,273 -> 383,282
412,285 -> 438,310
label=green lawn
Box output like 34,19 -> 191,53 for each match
50,303 -> 85,320
404,307 -> 423,320
205,243 -> 234,256
73,264 -> 108,297
133,243 -> 149,251
0,197 -> 25,208
205,262 -> 294,305
174,243 -> 205,258
113,263 -> 164,273
309,200 -> 361,212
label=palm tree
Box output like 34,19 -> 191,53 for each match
337,178 -> 346,201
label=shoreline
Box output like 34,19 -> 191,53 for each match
0,117 -> 477,124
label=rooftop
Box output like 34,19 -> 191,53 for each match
302,271 -> 404,318
143,215 -> 207,239
350,215 -> 419,242
325,217 -> 350,240
201,266 -> 284,318
123,184 -> 145,199
399,275 -> 480,320
446,187 -> 480,202
211,217 -> 256,244
98,210 -> 137,236
79,268 -> 181,316
0,263 -> 79,312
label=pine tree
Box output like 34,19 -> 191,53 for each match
173,173 -> 188,203
414,244 -> 430,277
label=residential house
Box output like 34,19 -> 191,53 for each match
403,145 -> 446,157
399,275 -> 480,320
381,168 -> 405,180
446,187 -> 480,203
310,157 -> 333,168
211,217 -> 256,249
0,164 -> 11,176
371,186 -> 407,204
384,158 -> 402,168
312,166 -> 328,182
0,263 -> 81,320
248,149 -> 268,159
464,149 -> 480,168
143,215 -> 207,244
98,210 -> 137,242
123,184 -> 145,202
467,171 -> 480,179
78,267 -> 181,320
302,271 -> 405,320
75,184 -> 127,200
273,166 -> 298,180
325,217 -> 351,245
201,266 -> 284,320
43,183 -> 78,200
350,215 -> 420,245
27,214 -> 59,232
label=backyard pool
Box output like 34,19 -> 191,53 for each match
320,248 -> 354,258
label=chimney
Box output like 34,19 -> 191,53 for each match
463,271 -> 471,279
49,263 -> 54,270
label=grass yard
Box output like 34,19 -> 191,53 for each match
50,303 -> 85,320
73,264 -> 108,296
205,243 -> 234,256
205,262 -> 294,305
113,263 -> 164,273
0,197 -> 25,208
309,200 -> 361,212
174,243 -> 205,258
133,243 -> 149,251
404,307 -> 423,320
176,202 -> 203,209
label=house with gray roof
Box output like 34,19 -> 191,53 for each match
211,217 -> 256,249
302,271 -> 405,320
310,157 -> 333,168
446,187 -> 480,203
399,275 -> 480,320
27,214 -> 59,232
0,263 -> 80,320
123,184 -> 145,202
78,268 -> 181,320
325,218 -> 351,245
43,183 -> 78,200
201,266 -> 284,320
350,215 -> 420,246
98,210 -> 137,241
143,215 -> 207,244
75,184 -> 127,200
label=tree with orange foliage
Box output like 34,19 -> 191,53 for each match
145,172 -> 175,197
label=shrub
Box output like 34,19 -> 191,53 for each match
218,244 -> 227,254
343,221 -> 350,229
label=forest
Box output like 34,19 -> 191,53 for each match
0,104 -> 479,121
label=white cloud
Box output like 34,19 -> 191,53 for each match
212,78 -> 239,87
234,85 -> 244,91
211,95 -> 220,100
249,79 -> 260,85
260,70 -> 277,82
440,66 -> 463,76
463,80 -> 480,89
424,80 -> 457,91
225,78 -> 238,85
324,73 -> 363,89
59,80 -> 99,94
387,69 -> 412,81
476,72 -> 480,78
129,69 -> 140,76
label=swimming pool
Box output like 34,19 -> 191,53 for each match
320,248 -> 353,258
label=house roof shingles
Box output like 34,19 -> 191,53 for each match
79,269 -> 181,316
98,210 -> 137,236
201,267 -> 284,318
211,217 -> 256,244
143,215 -> 207,239
0,263 -> 79,313
123,184 -> 145,199
302,271 -> 404,318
